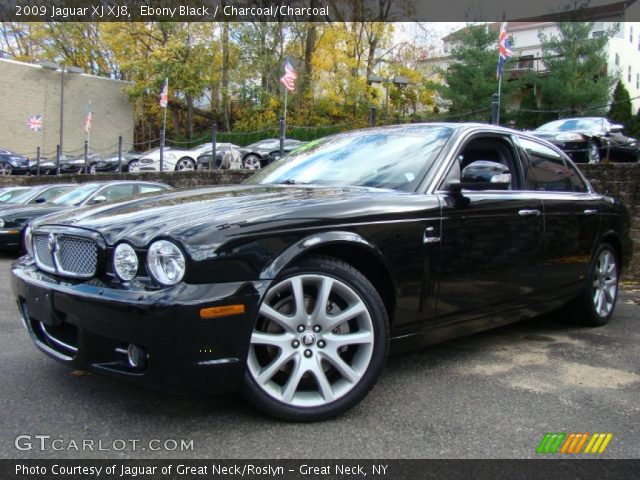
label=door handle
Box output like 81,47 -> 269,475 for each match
518,209 -> 541,217
583,209 -> 598,216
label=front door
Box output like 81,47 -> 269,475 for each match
434,133 -> 545,320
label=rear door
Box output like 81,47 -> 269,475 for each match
515,136 -> 600,292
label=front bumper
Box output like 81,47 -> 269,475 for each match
11,257 -> 264,394
0,228 -> 21,250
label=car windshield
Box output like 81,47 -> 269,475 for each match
247,126 -> 453,191
1,188 -> 38,204
252,140 -> 280,149
0,188 -> 29,203
536,118 -> 603,132
49,184 -> 100,206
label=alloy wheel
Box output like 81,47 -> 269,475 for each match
127,160 -> 140,173
247,274 -> 375,408
592,250 -> 618,318
88,164 -> 97,174
0,162 -> 12,175
243,155 -> 262,170
176,158 -> 196,171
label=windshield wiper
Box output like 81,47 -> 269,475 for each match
278,179 -> 300,185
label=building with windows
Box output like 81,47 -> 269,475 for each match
420,1 -> 640,116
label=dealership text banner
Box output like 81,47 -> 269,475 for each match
2,0 -> 639,22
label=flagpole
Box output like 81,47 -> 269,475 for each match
497,73 -> 503,125
283,88 -> 288,126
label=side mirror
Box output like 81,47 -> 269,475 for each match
91,195 -> 107,204
33,197 -> 46,204
461,161 -> 511,191
445,179 -> 462,193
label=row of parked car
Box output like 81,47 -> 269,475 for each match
0,181 -> 170,250
0,138 -> 307,176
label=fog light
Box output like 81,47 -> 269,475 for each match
127,344 -> 147,368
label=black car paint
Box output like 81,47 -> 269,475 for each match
532,118 -> 640,163
0,152 -> 30,174
11,124 -> 632,394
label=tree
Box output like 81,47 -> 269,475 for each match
440,24 -> 518,123
516,88 -> 539,129
608,80 -> 634,131
536,22 -> 615,117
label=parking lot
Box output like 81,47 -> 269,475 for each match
0,254 -> 638,459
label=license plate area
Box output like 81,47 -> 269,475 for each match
23,284 -> 61,326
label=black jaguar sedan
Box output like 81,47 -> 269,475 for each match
532,117 -> 639,163
12,124 -> 631,421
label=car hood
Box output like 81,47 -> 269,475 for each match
0,204 -> 70,223
35,184 -> 438,257
531,130 -> 595,140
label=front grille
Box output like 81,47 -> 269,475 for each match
33,233 -> 98,278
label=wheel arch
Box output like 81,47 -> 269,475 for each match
599,230 -> 625,271
260,231 -> 397,323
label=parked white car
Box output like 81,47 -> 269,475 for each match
138,144 -> 212,172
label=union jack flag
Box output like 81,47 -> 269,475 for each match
280,60 -> 297,92
497,22 -> 513,78
27,115 -> 42,132
159,78 -> 168,108
84,101 -> 93,134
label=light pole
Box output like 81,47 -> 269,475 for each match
39,61 -> 84,155
367,75 -> 410,124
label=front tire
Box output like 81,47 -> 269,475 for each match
243,255 -> 389,421
242,154 -> 262,170
0,162 -> 12,175
175,157 -> 196,172
125,160 -> 140,173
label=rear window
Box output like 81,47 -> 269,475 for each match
520,138 -> 575,192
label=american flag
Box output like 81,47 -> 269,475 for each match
27,115 -> 42,132
497,22 -> 513,78
84,101 -> 93,134
159,78 -> 168,108
280,60 -> 297,92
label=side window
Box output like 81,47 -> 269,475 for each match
31,186 -> 70,203
519,138 -> 574,192
100,184 -> 136,202
566,162 -> 590,193
442,136 -> 520,191
139,185 -> 165,194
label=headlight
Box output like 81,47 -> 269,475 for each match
555,133 -> 584,141
0,218 -> 4,228
147,240 -> 185,285
113,243 -> 139,281
23,225 -> 33,256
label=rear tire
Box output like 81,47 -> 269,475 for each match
243,255 -> 389,421
568,243 -> 619,326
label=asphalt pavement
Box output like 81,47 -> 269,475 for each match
0,255 -> 638,459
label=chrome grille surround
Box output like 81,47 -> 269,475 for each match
32,230 -> 99,279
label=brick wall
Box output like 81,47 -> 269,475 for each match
0,165 -> 637,278
0,58 -> 133,158
581,164 -> 639,279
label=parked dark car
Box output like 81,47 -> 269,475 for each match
196,143 -> 241,170
2,181 -> 170,253
238,138 -> 306,169
93,151 -> 143,173
29,154 -> 71,175
0,151 -> 30,175
532,117 -> 640,163
0,184 -> 75,251
12,124 -> 631,421
58,153 -> 105,174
